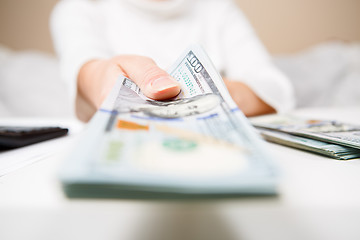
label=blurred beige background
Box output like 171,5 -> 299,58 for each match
0,0 -> 359,54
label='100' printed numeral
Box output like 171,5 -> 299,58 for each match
187,53 -> 203,73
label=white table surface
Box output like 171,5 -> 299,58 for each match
0,108 -> 359,240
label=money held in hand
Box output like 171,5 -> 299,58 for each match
59,45 -> 278,199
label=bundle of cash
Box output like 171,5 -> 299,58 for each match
251,115 -> 360,160
60,45 -> 278,199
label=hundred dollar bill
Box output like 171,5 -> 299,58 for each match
60,45 -> 278,198
258,129 -> 360,160
251,115 -> 360,160
251,115 -> 360,150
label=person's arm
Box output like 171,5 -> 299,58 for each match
51,1 -> 111,119
51,2 -> 181,122
76,56 -> 180,122
217,0 -> 295,116
223,79 -> 275,117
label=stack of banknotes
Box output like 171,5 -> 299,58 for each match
251,115 -> 360,160
59,45 -> 279,199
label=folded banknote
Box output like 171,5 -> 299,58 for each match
59,45 -> 278,199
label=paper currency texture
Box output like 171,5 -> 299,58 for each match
60,45 -> 278,198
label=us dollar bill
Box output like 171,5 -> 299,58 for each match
259,129 -> 360,160
60,45 -> 278,198
251,115 -> 360,160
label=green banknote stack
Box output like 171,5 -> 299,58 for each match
59,45 -> 279,199
251,115 -> 360,160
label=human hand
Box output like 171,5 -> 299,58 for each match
223,78 -> 275,117
76,55 -> 181,121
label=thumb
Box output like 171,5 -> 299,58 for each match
114,55 -> 181,100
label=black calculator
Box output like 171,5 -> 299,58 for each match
0,126 -> 68,150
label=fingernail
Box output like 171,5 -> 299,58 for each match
151,77 -> 180,92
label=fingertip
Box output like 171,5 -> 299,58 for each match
147,77 -> 181,100
151,85 -> 181,100
151,76 -> 179,91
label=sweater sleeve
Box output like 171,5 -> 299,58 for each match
218,0 -> 295,113
50,0 -> 110,105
